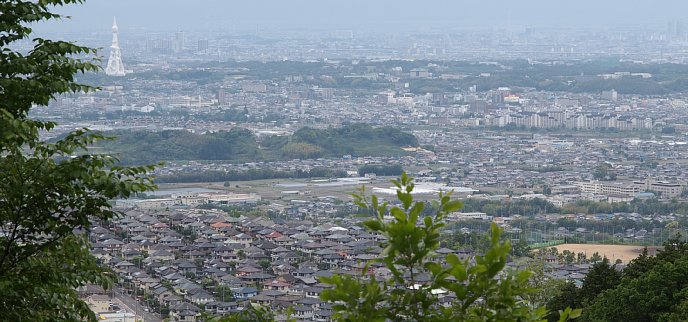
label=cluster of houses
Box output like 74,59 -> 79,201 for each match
86,195 -> 656,321
87,207 -> 400,321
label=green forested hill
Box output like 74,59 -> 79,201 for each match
98,123 -> 417,164
284,123 -> 418,159
98,128 -> 260,164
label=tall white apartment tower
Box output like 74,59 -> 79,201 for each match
105,17 -> 126,76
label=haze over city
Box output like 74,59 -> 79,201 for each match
6,0 -> 688,321
44,0 -> 688,32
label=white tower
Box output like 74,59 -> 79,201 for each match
105,17 -> 126,76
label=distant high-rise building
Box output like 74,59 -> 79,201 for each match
105,17 -> 125,77
677,20 -> 685,38
174,31 -> 185,52
668,21 -> 676,36
469,99 -> 489,114
198,39 -> 209,52
217,87 -> 229,106
321,88 -> 334,99
491,93 -> 504,104
160,39 -> 172,54
145,39 -> 156,53
601,89 -> 618,102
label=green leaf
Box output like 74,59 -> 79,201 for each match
424,216 -> 432,227
570,308 -> 582,319
390,207 -> 406,222
446,253 -> 461,266
441,199 -> 464,213
364,220 -> 383,232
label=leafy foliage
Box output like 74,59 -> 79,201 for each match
545,282 -> 582,322
320,173 -> 577,322
0,0 -> 100,118
577,259 -> 621,305
544,259 -> 621,321
0,1 -> 155,320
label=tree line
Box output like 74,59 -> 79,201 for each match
156,167 -> 347,183
462,197 -> 688,217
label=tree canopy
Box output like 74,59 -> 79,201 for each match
545,236 -> 688,322
0,1 -> 154,320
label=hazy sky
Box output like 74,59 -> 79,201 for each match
40,0 -> 688,33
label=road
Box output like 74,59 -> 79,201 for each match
113,288 -> 162,322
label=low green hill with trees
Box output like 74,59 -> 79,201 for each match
289,123 -> 418,158
98,123 -> 417,164
98,128 -> 260,164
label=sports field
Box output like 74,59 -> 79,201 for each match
551,244 -> 661,263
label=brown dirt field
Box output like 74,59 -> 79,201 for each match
550,244 -> 661,263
